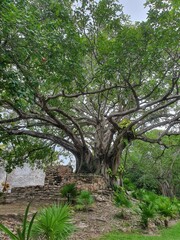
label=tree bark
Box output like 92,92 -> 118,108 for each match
159,180 -> 174,197
75,146 -> 95,173
75,138 -> 126,186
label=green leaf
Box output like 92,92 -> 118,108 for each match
22,202 -> 31,238
27,212 -> 38,240
0,224 -> 18,240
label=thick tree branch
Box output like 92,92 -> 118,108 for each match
1,127 -> 77,155
45,85 -> 126,101
48,107 -> 86,146
130,98 -> 178,129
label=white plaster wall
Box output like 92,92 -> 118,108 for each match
0,167 -> 6,192
0,163 -> 45,191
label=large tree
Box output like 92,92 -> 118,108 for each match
0,0 -> 179,179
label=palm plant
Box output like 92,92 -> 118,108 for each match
172,198 -> 180,215
113,188 -> 132,219
0,202 -> 37,240
139,201 -> 156,228
114,190 -> 132,208
60,183 -> 78,203
156,196 -> 178,221
136,191 -> 158,228
31,204 -> 74,240
76,190 -> 94,211
132,189 -> 157,202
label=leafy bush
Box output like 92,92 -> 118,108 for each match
76,190 -> 94,211
131,188 -> 146,200
113,186 -> 132,220
114,190 -> 131,208
171,198 -> 180,215
139,201 -> 156,228
0,202 -> 37,240
31,204 -> 74,240
134,190 -> 158,228
123,178 -> 136,191
135,189 -> 180,228
156,196 -> 179,218
132,189 -> 157,202
60,183 -> 78,203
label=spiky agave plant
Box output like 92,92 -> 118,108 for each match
0,202 -> 37,240
30,204 -> 74,240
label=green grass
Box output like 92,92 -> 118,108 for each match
98,221 -> 180,240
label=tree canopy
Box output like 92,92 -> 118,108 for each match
0,0 -> 180,176
123,131 -> 180,197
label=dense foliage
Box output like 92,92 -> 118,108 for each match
123,133 -> 180,197
0,0 -> 179,179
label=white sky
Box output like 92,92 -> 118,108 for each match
120,0 -> 148,22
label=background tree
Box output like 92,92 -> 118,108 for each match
0,0 -> 179,181
123,131 -> 180,197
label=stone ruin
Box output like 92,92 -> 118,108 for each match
3,165 -> 108,203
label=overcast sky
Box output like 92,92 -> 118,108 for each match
120,0 -> 148,22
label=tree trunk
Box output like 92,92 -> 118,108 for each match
75,139 -> 126,187
75,146 -> 95,173
159,180 -> 174,197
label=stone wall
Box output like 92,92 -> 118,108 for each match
0,163 -> 45,192
65,174 -> 107,192
4,165 -> 108,203
44,165 -> 73,187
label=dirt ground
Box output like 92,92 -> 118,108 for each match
0,197 -> 178,240
0,197 -> 140,240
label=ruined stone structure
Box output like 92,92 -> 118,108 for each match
0,163 -> 45,191
3,165 -> 108,203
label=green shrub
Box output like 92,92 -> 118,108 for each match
141,191 -> 158,204
31,204 -> 74,240
131,188 -> 180,228
76,190 -> 94,211
136,190 -> 179,228
134,190 -> 158,228
132,189 -> 157,202
113,187 -> 132,220
0,202 -> 37,240
156,196 -> 179,218
139,201 -> 157,228
123,178 -> 136,191
172,198 -> 180,215
132,188 -> 146,200
60,183 -> 78,203
114,190 -> 131,208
